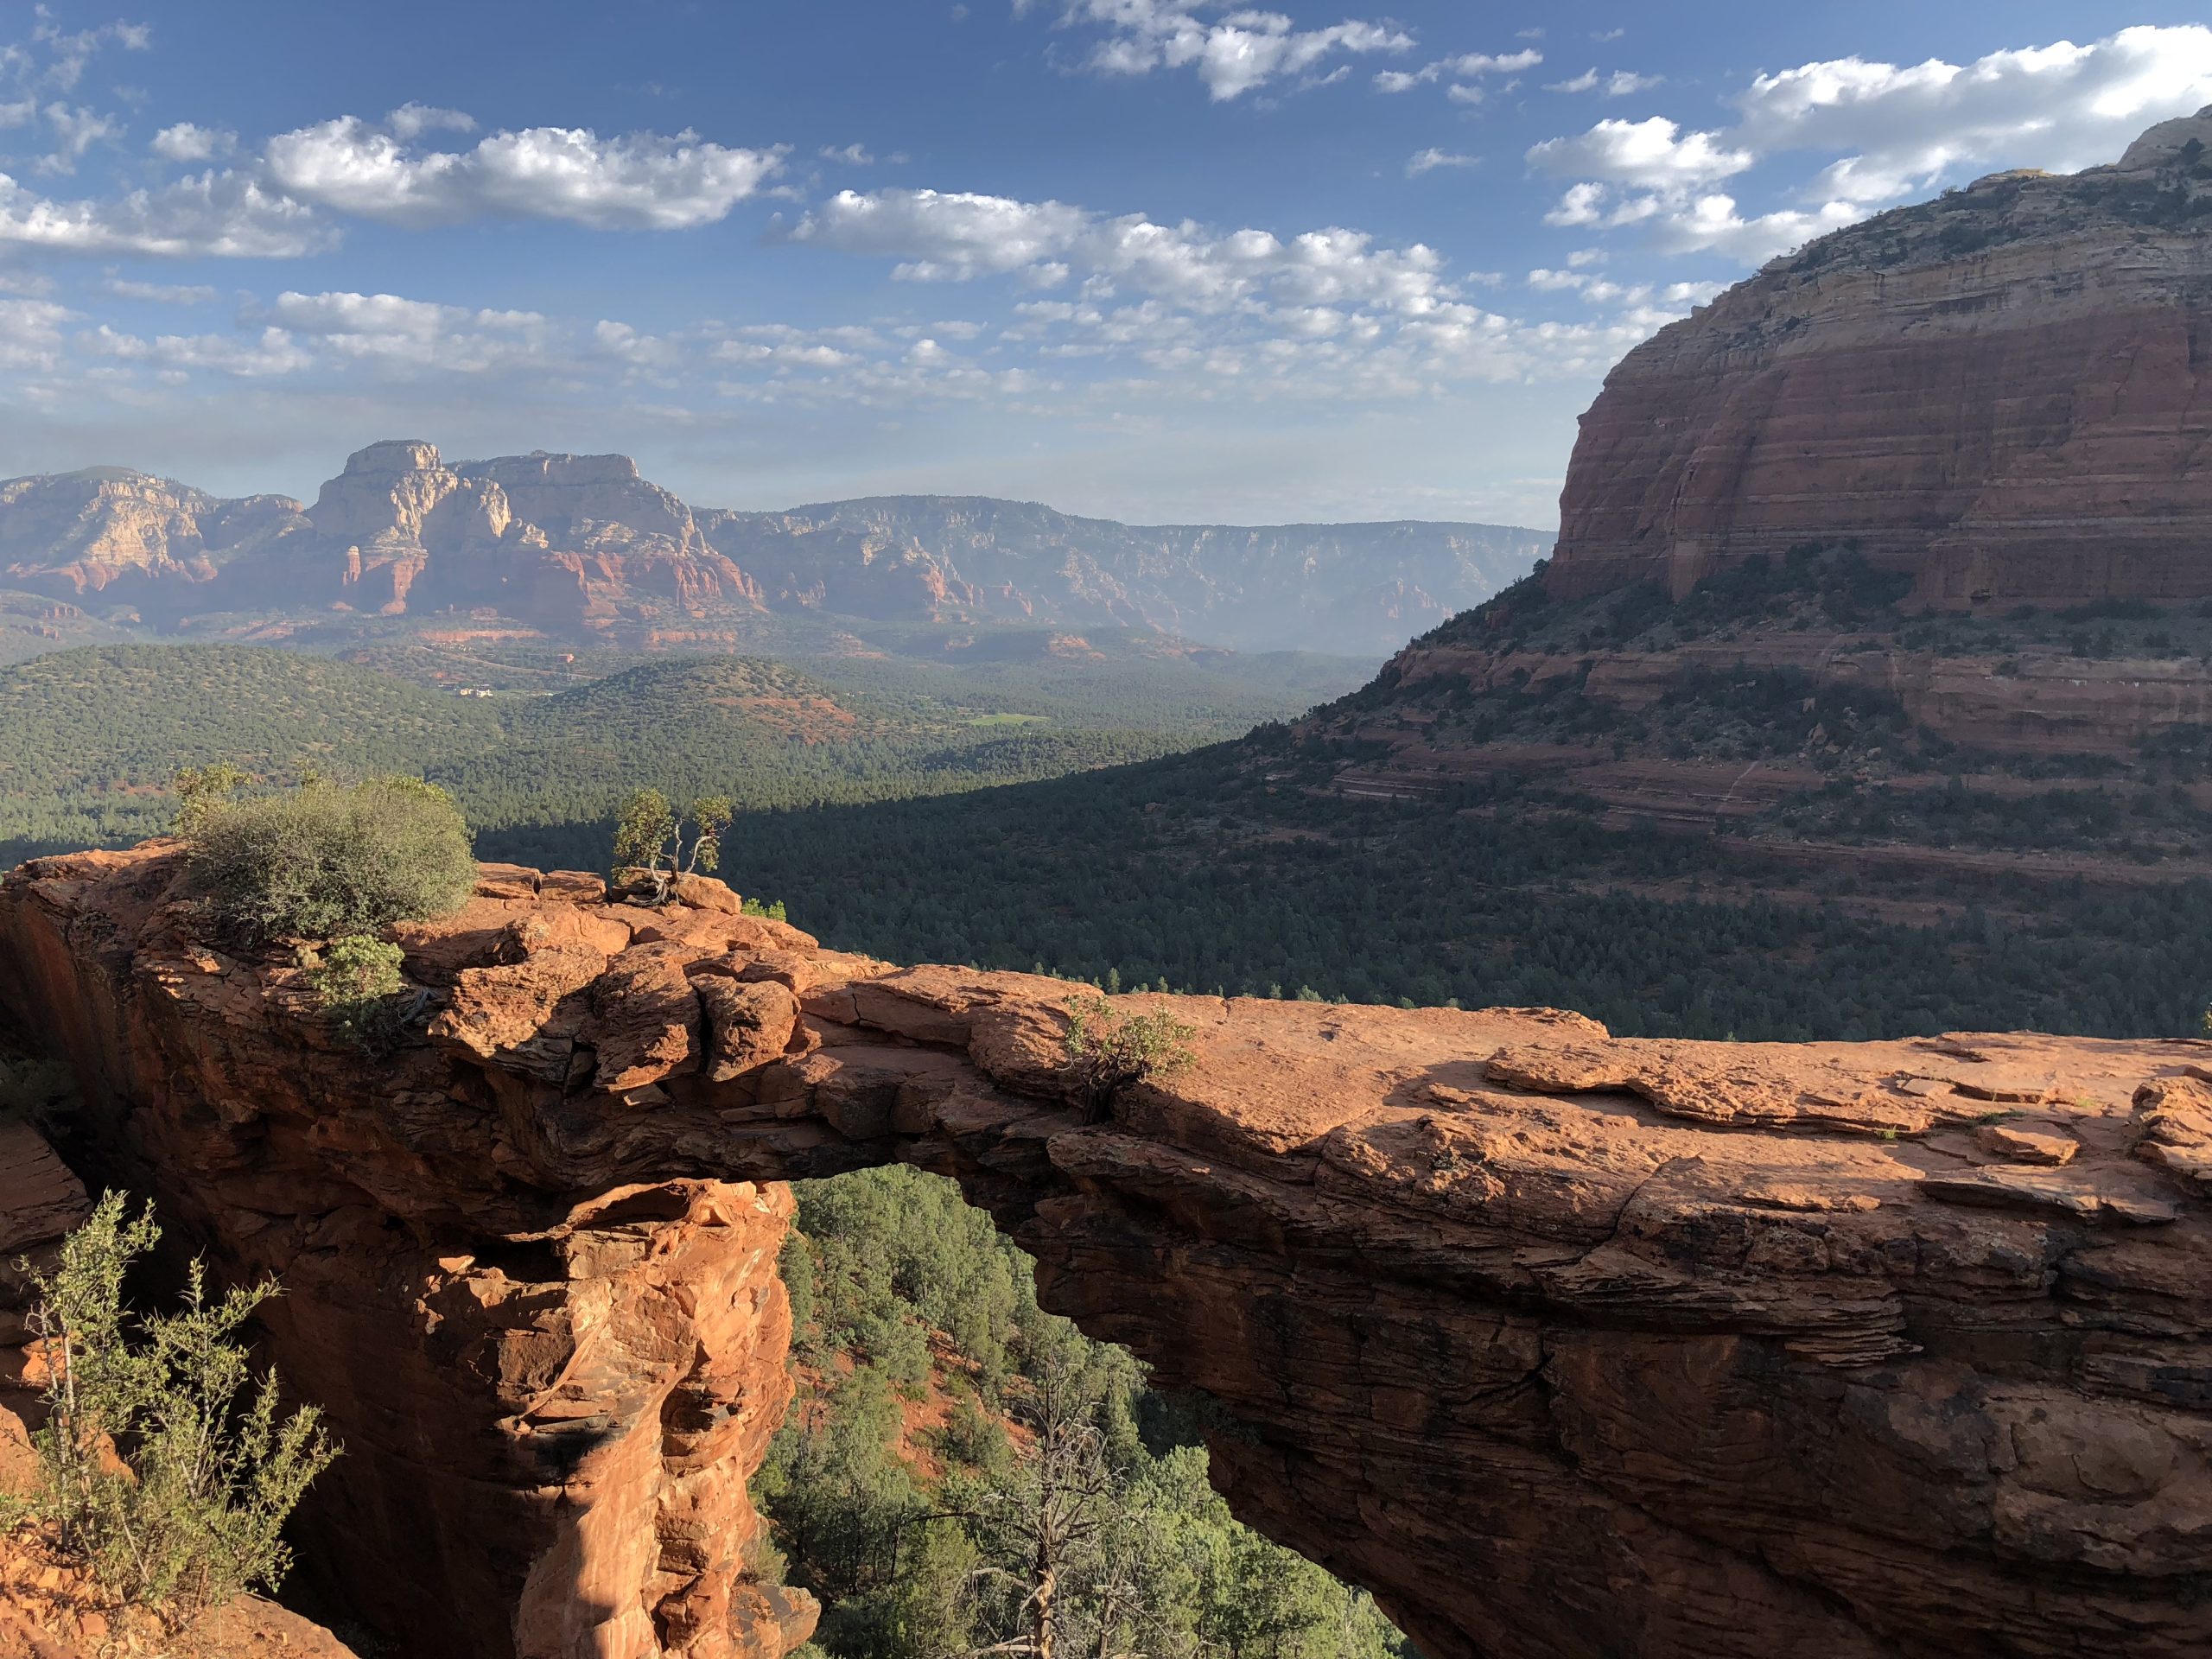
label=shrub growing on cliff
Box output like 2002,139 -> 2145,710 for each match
182,775 -> 474,942
298,933 -> 410,1049
613,787 -> 733,903
27,1192 -> 337,1621
1062,995 -> 1196,1118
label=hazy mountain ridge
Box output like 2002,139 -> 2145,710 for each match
0,446 -> 1547,656
697,493 -> 1548,652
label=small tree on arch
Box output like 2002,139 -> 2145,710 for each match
613,789 -> 734,903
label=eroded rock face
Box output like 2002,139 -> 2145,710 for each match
2,848 -> 2209,1658
0,468 -> 307,603
1549,107 -> 2212,607
0,451 -> 1541,653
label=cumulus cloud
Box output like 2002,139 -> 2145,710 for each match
260,288 -> 547,370
1527,117 -> 1753,190
593,317 -> 681,370
150,122 -> 233,162
68,286 -> 561,384
785,181 -> 1702,399
1405,148 -> 1477,177
1529,25 -> 2212,263
1732,26 -> 2212,203
385,103 -> 475,141
1373,48 -> 1540,94
83,321 -> 313,378
796,188 -> 1455,320
0,168 -> 326,257
0,296 -> 75,369
1055,1 -> 1412,101
791,189 -> 1093,279
262,116 -> 785,229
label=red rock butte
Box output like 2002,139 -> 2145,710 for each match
1548,105 -> 2212,607
1,846 -> 2207,1658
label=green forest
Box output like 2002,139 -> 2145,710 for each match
0,642 -> 1362,866
760,1166 -> 1414,1659
14,637 -> 2209,1043
482,741 -> 2212,1045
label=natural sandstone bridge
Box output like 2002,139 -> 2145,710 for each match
2,848 -> 2208,1659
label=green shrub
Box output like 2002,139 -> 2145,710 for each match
26,1193 -> 337,1621
298,934 -> 410,1049
182,776 -> 475,942
613,787 -> 732,902
1063,994 -> 1196,1117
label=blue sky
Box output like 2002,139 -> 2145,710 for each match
1,1 -> 2208,526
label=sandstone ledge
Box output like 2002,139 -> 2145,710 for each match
1,845 -> 2207,1658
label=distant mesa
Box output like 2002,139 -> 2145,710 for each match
1548,102 -> 2212,607
0,439 -> 1547,657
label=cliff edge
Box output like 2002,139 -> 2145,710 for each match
1549,105 -> 2212,606
0,847 -> 2207,1657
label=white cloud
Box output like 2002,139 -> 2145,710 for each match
592,317 -> 680,370
264,289 -> 547,369
1405,148 -> 1477,177
819,142 -> 875,164
1058,2 -> 1413,101
786,181 -> 1701,399
1732,26 -> 2212,204
0,168 -> 326,257
791,188 -> 1092,279
262,116 -> 785,229
1544,67 -> 1662,97
798,188 -> 1456,320
150,122 -> 234,162
102,276 -> 217,302
84,322 -> 313,378
34,100 -> 121,172
1373,48 -> 1540,94
0,296 -> 74,369
1645,194 -> 1866,261
1528,117 -> 1753,190
27,13 -> 149,93
385,103 -> 476,141
1529,25 -> 2212,264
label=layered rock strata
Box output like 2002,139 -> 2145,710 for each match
0,448 -> 1541,653
1549,105 -> 2212,606
2,847 -> 2209,1658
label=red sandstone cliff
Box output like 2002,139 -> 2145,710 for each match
0,449 -> 1541,655
2,847 -> 2209,1658
1549,107 -> 2212,607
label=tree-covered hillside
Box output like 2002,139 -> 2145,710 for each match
0,642 -> 1363,864
480,742 -> 2212,1045
760,1166 -> 1414,1659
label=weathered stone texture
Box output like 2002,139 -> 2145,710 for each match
3,846 -> 2209,1659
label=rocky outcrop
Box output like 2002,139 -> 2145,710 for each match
0,452 -> 1541,654
0,468 -> 305,605
1549,105 -> 2212,607
2,846 -> 2209,1659
0,1102 -> 362,1656
698,497 -> 1546,653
